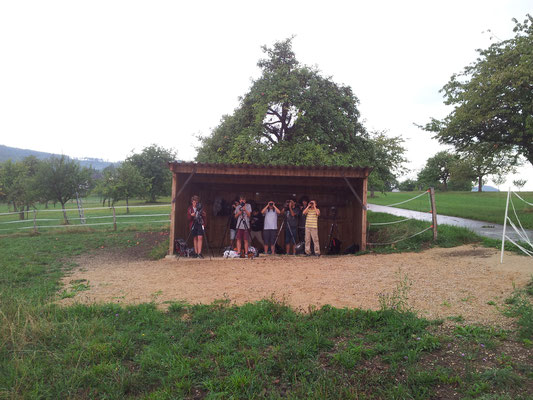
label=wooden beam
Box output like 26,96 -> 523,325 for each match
172,169 -> 196,204
343,176 -> 367,210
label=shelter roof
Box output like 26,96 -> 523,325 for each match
168,162 -> 372,179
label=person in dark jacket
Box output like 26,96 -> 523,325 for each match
187,195 -> 207,258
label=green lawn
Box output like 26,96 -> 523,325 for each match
369,191 -> 533,229
1,225 -> 533,398
0,196 -> 171,234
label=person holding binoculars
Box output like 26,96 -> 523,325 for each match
303,200 -> 321,256
261,200 -> 280,255
234,195 -> 252,258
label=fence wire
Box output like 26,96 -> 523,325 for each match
368,190 -> 434,247
501,190 -> 533,261
0,203 -> 171,233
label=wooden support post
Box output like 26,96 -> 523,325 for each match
112,206 -> 117,231
169,173 -> 179,256
429,187 -> 438,241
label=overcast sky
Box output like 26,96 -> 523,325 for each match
1,0 -> 531,189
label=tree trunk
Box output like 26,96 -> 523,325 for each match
61,202 -> 69,225
370,189 -> 375,198
126,197 -> 130,214
478,176 -> 483,192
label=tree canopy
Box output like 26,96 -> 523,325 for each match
196,38 -> 406,190
125,145 -> 176,202
424,15 -> 533,166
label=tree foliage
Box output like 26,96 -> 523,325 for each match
93,163 -> 149,211
417,151 -> 459,191
425,15 -> 533,166
458,143 -> 518,192
125,145 -> 176,203
196,38 -> 406,189
35,155 -> 93,224
0,157 -> 42,218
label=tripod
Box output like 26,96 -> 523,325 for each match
275,210 -> 298,254
325,211 -> 341,255
178,210 -> 214,261
219,211 -> 234,252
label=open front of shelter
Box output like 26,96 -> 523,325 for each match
168,162 -> 372,256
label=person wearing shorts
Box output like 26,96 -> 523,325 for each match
261,200 -> 280,254
234,195 -> 252,258
187,195 -> 207,258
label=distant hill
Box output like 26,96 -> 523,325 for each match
0,144 -> 117,171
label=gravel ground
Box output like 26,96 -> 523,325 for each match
59,244 -> 533,328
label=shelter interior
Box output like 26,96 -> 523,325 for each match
168,163 -> 371,256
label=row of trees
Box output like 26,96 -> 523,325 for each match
0,145 -> 176,223
397,150 -> 527,192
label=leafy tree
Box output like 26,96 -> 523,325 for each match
126,145 -> 176,203
447,158 -> 476,191
366,131 -> 407,197
196,38 -> 406,189
93,163 -> 149,211
93,165 -> 118,207
398,178 -> 418,191
513,178 -> 527,191
458,144 -> 519,192
35,155 -> 93,224
493,174 -> 507,191
424,15 -> 533,166
0,157 -> 42,219
115,162 -> 149,212
417,151 -> 458,191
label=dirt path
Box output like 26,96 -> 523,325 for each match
59,245 -> 533,328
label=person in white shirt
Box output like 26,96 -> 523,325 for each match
261,201 -> 280,254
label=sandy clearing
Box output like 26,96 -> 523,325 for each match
59,245 -> 533,328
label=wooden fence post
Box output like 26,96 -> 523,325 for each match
33,209 -> 37,234
112,206 -> 117,231
429,187 -> 438,241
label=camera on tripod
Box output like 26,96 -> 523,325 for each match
194,203 -> 204,224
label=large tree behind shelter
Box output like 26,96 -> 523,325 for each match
196,37 -> 376,167
424,15 -> 533,166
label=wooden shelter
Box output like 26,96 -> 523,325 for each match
168,162 -> 372,256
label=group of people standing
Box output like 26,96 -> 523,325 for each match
187,194 -> 321,258
232,194 -> 321,258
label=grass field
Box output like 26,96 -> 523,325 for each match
1,223 -> 533,398
369,191 -> 533,229
0,196 -> 172,234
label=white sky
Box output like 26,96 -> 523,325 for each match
1,0 -> 531,189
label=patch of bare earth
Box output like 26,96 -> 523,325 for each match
59,243 -> 532,328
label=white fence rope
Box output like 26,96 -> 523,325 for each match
368,226 -> 433,246
380,190 -> 430,207
369,218 -> 411,226
0,203 -> 171,232
501,189 -> 533,262
513,192 -> 533,207
368,189 -> 434,246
